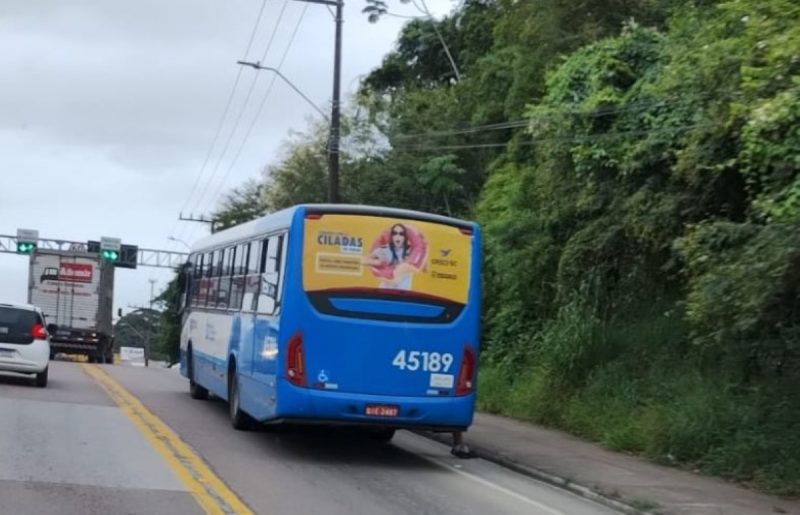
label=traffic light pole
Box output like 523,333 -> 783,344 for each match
0,234 -> 187,269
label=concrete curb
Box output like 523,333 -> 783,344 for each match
414,431 -> 654,515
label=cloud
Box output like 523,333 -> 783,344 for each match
0,0 -> 453,308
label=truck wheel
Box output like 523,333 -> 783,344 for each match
228,369 -> 253,431
35,367 -> 48,388
188,349 -> 208,400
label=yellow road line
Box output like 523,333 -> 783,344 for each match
81,364 -> 253,515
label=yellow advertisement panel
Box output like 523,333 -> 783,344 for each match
303,214 -> 472,304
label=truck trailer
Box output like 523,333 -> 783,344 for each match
28,249 -> 114,363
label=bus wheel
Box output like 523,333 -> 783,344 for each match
188,348 -> 208,400
369,428 -> 396,443
228,368 -> 253,431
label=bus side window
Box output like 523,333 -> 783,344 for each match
198,252 -> 212,307
208,250 -> 221,309
257,234 -> 283,315
247,241 -> 261,274
190,254 -> 200,307
277,234 -> 288,310
229,243 -> 247,311
217,247 -> 234,310
235,243 -> 247,275
242,240 -> 263,312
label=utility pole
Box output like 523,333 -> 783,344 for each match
179,213 -> 218,233
329,0 -> 343,204
281,0 -> 342,204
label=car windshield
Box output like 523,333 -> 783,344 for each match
0,307 -> 40,344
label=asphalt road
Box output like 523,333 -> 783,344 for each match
0,361 -> 618,515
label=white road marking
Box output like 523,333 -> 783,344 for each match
413,450 -> 565,515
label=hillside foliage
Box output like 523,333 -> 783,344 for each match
172,0 -> 800,494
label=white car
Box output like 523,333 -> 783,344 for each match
0,303 -> 50,387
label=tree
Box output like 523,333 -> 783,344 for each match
418,154 -> 465,216
262,123 -> 329,211
363,0 -> 463,82
155,272 -> 183,365
115,308 -> 163,360
211,179 -> 267,231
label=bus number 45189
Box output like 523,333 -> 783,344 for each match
392,350 -> 454,373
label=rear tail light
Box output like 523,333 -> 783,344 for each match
455,345 -> 476,395
285,332 -> 306,387
31,323 -> 47,341
306,213 -> 323,220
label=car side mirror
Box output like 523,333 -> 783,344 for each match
46,324 -> 58,334
117,308 -> 123,318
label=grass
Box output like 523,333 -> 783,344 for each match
477,306 -> 800,497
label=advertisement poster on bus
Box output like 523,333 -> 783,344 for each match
303,214 -> 472,304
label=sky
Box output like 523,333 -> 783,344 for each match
0,0 -> 454,314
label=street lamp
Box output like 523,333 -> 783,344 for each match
240,0 -> 343,204
168,236 -> 191,250
236,61 -> 329,120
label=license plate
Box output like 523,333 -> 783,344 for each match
365,405 -> 399,417
0,327 -> 8,334
0,349 -> 14,359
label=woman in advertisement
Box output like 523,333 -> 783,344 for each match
362,223 -> 428,290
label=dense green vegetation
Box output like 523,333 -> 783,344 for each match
114,308 -> 168,361
164,0 -> 800,494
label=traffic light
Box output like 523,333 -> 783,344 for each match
16,229 -> 38,254
16,241 -> 36,254
101,249 -> 120,262
89,241 -> 137,268
100,236 -> 121,263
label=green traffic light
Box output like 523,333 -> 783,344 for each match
16,242 -> 36,254
101,250 -> 119,261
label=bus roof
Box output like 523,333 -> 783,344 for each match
190,204 -> 475,253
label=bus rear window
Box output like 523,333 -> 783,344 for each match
302,213 -> 472,306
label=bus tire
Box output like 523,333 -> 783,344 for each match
228,366 -> 253,431
369,428 -> 396,443
188,348 -> 208,400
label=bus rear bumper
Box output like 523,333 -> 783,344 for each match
274,384 -> 476,431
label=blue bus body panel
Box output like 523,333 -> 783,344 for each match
264,207 -> 481,429
182,204 -> 482,432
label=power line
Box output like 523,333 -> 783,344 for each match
184,3 -> 309,243
390,95 -> 712,141
168,0 -> 269,248
183,0 -> 292,226
206,4 -> 310,216
391,123 -> 709,153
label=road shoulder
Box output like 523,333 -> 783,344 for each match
422,412 -> 800,515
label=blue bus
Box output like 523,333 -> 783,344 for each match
178,204 -> 481,441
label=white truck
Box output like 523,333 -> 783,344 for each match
28,249 -> 115,363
